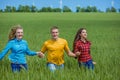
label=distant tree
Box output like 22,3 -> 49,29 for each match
40,7 -> 52,12
40,7 -> 47,12
111,7 -> 116,12
76,6 -> 81,12
11,6 -> 16,12
47,7 -> 53,12
76,6 -> 98,12
63,6 -> 72,12
18,5 -> 24,12
0,9 -> 3,12
53,8 -> 61,12
24,5 -> 30,12
31,5 -> 37,12
4,6 -> 12,12
85,6 -> 92,12
106,7 -> 116,12
17,5 -> 31,12
119,9 -> 120,13
91,6 -> 98,12
81,7 -> 86,12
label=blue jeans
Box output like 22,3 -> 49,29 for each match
47,63 -> 64,72
11,63 -> 28,72
79,60 -> 94,70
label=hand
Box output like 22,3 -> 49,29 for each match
93,61 -> 96,65
37,52 -> 44,58
75,51 -> 81,57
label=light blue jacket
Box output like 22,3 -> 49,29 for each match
0,38 -> 37,64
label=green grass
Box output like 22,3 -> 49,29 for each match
0,13 -> 120,80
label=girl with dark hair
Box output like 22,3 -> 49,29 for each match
73,28 -> 96,70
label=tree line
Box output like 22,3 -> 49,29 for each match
0,5 -> 119,13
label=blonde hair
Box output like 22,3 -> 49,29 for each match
8,25 -> 23,41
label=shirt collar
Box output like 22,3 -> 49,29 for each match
14,38 -> 22,42
80,39 -> 89,44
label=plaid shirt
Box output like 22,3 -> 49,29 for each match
73,40 -> 92,62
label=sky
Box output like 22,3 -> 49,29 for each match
0,0 -> 120,12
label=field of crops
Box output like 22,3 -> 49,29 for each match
0,13 -> 120,80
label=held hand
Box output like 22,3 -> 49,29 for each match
75,51 -> 81,57
37,52 -> 44,58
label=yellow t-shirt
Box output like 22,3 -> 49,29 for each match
40,38 -> 70,65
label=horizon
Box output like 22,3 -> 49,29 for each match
0,0 -> 120,12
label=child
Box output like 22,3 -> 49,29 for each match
38,26 -> 79,72
73,28 -> 96,70
0,25 -> 41,72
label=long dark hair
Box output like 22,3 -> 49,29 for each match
72,28 -> 86,52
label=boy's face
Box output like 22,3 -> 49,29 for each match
51,29 -> 59,40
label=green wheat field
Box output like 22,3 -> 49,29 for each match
0,13 -> 120,80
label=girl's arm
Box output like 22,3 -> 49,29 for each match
0,42 -> 12,60
25,41 -> 37,56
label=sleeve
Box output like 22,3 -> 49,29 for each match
0,42 -> 12,60
40,42 -> 47,53
25,41 -> 37,56
64,40 -> 70,52
73,41 -> 80,53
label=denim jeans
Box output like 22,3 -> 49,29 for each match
79,60 -> 94,70
11,63 -> 28,72
47,63 -> 64,72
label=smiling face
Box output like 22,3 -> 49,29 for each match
51,28 -> 59,40
15,28 -> 23,40
80,29 -> 87,39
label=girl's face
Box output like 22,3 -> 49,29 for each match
15,29 -> 23,40
80,29 -> 87,39
51,29 -> 59,40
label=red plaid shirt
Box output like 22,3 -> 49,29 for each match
73,40 -> 92,62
